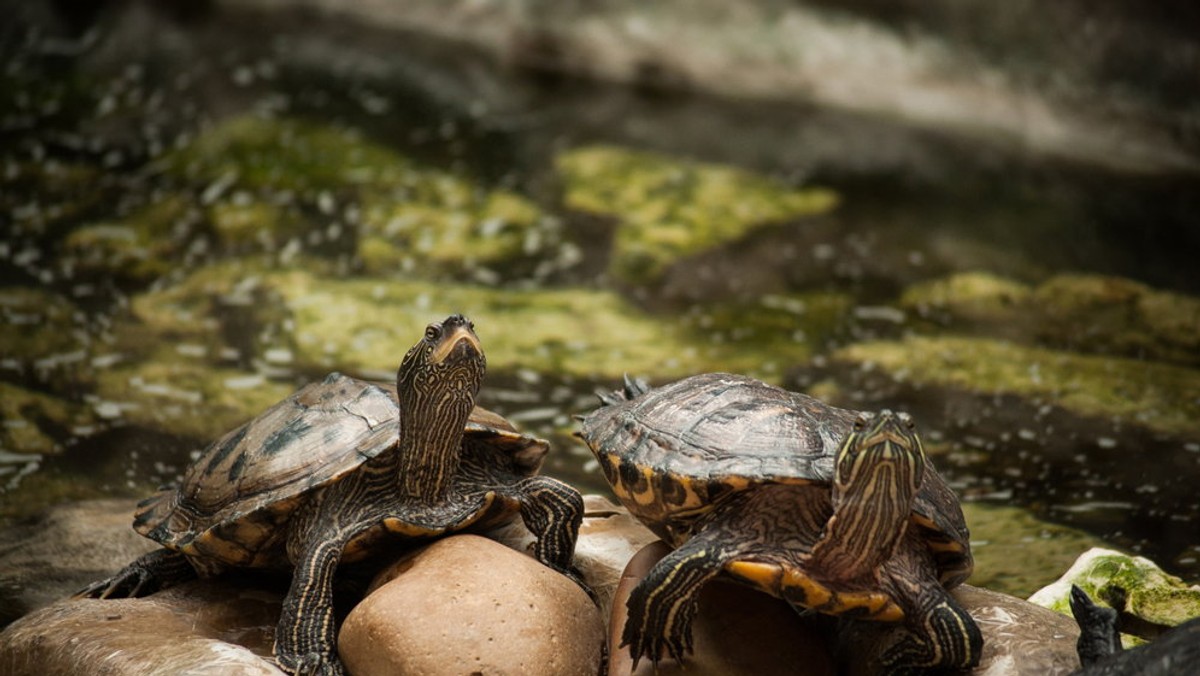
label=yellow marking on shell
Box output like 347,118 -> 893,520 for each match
722,476 -> 753,491
724,560 -> 783,593
781,569 -> 835,609
381,518 -> 447,537
927,539 -> 966,554
631,466 -> 659,506
831,590 -> 905,621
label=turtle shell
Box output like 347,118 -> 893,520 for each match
578,372 -> 972,586
134,372 -> 547,568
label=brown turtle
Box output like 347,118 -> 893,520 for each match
578,373 -> 982,674
79,314 -> 584,675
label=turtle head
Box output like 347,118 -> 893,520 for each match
397,313 -> 486,401
834,410 -> 926,498
394,315 -> 486,499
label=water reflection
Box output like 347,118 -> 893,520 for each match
2,3 -> 1198,593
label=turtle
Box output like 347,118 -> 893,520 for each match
78,314 -> 585,676
577,372 -> 983,674
1069,584 -> 1200,675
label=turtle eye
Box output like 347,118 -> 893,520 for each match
424,324 -> 440,341
853,413 -> 870,430
898,412 -> 915,429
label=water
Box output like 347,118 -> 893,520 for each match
3,5 -> 1199,598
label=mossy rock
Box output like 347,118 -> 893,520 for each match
829,335 -> 1200,438
0,287 -> 91,390
963,502 -> 1113,598
901,272 -> 1200,367
60,196 -> 194,284
1029,548 -> 1200,630
92,346 -> 296,441
556,145 -> 838,284
358,180 -> 558,279
4,161 -> 111,238
0,382 -> 97,456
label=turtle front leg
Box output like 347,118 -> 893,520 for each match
75,548 -> 197,599
275,537 -> 347,676
880,583 -> 982,675
622,531 -> 734,669
511,474 -> 584,575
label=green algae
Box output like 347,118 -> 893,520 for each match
901,272 -> 1200,367
830,335 -> 1200,438
92,347 -> 295,441
964,503 -> 1114,598
0,382 -> 96,456
61,196 -> 193,283
1029,548 -> 1200,629
556,145 -> 839,284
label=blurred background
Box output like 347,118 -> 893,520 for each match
2,0 -> 1198,612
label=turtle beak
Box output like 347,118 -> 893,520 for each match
431,321 -> 482,365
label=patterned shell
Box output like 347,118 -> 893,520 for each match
579,372 -> 971,582
133,372 -> 547,565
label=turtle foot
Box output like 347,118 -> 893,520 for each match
274,651 -> 345,676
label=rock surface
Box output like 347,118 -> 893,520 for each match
607,541 -> 837,676
839,584 -> 1081,676
338,534 -> 604,676
0,579 -> 284,676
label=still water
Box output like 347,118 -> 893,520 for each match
3,6 -> 1199,598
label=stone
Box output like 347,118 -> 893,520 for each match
1029,548 -> 1200,632
0,578 -> 284,676
607,541 -> 836,676
0,499 -> 158,627
557,145 -> 838,284
338,534 -> 604,676
839,584 -> 1081,676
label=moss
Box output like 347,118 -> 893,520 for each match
901,272 -> 1032,323
964,503 -> 1113,598
1029,548 -> 1200,629
900,272 -> 1200,367
0,382 -> 96,456
92,347 -> 295,441
556,145 -> 838,283
61,196 -> 192,283
0,287 -> 85,365
208,200 -> 303,250
830,335 -> 1200,437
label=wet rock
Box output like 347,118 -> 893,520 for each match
1030,548 -> 1200,636
0,579 -> 283,676
839,584 -> 1081,676
556,145 -> 838,284
0,499 -> 156,626
607,541 -> 836,676
902,272 -> 1200,367
339,534 -> 604,676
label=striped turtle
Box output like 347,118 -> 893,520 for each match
578,373 -> 982,674
79,315 -> 584,676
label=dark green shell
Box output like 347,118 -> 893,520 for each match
134,372 -> 547,566
578,372 -> 971,585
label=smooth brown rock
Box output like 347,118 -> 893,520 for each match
608,541 -> 837,676
488,493 -> 662,618
0,499 -> 159,626
839,584 -> 1081,676
0,578 -> 284,676
339,534 -> 604,676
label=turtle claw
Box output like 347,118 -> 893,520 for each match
274,651 -> 345,676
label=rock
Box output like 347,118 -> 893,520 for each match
556,145 -> 838,285
607,541 -> 836,676
1029,548 -> 1200,634
901,272 -> 1200,368
0,381 -> 97,457
338,534 -> 604,676
60,196 -> 195,285
0,499 -> 157,627
0,578 -> 284,676
489,494 -> 663,618
0,287 -> 91,390
839,584 -> 1081,676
